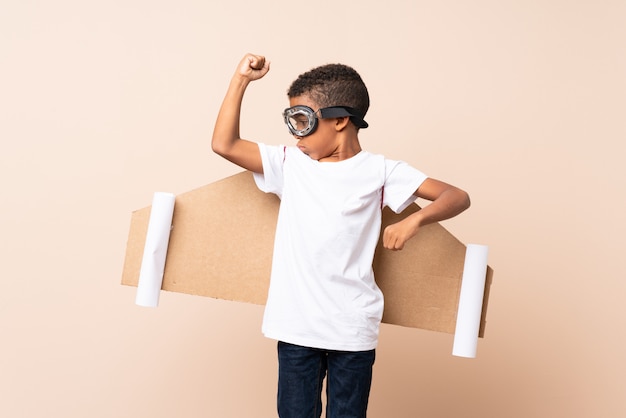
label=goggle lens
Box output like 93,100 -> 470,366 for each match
283,105 -> 317,137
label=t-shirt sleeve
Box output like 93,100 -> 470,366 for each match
383,160 -> 428,213
252,143 -> 286,198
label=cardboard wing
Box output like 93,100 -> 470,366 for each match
121,171 -> 493,336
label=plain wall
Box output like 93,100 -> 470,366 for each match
1,1 -> 625,417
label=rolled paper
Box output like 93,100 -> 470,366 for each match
135,192 -> 175,307
452,244 -> 489,358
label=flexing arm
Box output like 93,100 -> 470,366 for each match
211,53 -> 270,173
383,178 -> 471,250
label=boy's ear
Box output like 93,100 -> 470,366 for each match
334,116 -> 351,132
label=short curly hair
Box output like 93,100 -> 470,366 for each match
287,63 -> 370,119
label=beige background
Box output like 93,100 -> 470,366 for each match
1,1 -> 624,417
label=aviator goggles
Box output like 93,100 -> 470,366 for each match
282,105 -> 369,137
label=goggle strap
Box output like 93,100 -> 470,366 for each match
318,106 -> 369,129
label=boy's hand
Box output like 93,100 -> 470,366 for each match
382,216 -> 421,251
236,53 -> 270,81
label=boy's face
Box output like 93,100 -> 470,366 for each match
287,95 -> 341,161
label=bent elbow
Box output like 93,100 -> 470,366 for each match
461,190 -> 471,211
211,137 -> 227,157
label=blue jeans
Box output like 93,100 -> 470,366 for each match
277,341 -> 376,418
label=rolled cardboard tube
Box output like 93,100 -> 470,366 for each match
135,192 -> 175,308
452,244 -> 489,358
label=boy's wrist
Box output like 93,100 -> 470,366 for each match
408,211 -> 424,231
231,72 -> 253,89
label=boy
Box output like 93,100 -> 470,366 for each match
212,53 -> 470,418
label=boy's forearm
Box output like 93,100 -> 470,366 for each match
211,74 -> 250,156
411,187 -> 471,228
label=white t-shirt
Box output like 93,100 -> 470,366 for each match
253,144 -> 428,351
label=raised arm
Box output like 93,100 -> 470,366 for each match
382,178 -> 471,250
211,53 -> 270,173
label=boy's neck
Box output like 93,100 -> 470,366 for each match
318,136 -> 362,162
